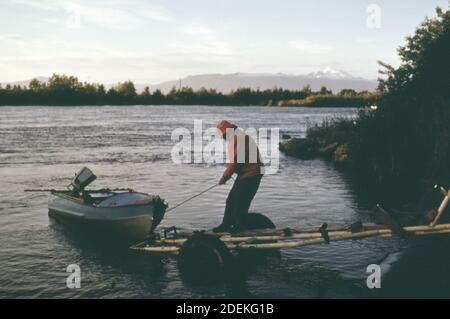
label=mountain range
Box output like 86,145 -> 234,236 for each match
142,69 -> 377,93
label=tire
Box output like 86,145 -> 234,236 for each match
243,213 -> 276,230
238,213 -> 277,260
178,233 -> 233,282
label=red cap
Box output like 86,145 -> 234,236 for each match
216,120 -> 236,136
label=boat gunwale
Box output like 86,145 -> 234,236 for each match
50,191 -> 160,209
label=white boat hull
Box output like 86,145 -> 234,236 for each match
48,192 -> 165,241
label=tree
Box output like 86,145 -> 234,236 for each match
300,84 -> 312,95
116,81 -> 137,98
320,86 -> 332,95
152,89 -> 165,104
29,78 -> 43,91
352,6 -> 450,198
48,74 -> 81,92
97,84 -> 106,96
338,89 -> 357,96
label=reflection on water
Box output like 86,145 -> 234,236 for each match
0,105 -> 447,298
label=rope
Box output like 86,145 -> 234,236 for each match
165,183 -> 219,213
24,187 -> 134,193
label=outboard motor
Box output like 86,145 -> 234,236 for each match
70,167 -> 96,192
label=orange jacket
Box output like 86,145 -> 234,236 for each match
222,128 -> 264,181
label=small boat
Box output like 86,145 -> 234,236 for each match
47,167 -> 167,241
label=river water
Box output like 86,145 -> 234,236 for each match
0,105 -> 448,298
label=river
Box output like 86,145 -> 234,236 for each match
0,105 -> 448,298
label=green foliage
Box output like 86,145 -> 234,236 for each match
320,86 -> 332,95
307,117 -> 356,147
48,74 -> 81,92
0,75 -> 373,107
309,7 -> 450,201
116,81 -> 137,98
338,89 -> 357,97
364,7 -> 449,194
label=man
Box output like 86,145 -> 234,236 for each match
213,120 -> 264,233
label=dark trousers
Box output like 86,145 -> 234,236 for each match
222,174 -> 262,227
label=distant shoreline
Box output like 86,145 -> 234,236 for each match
0,74 -> 379,108
0,104 -> 363,108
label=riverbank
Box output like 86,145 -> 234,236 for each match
277,92 -> 379,108
279,117 -> 354,166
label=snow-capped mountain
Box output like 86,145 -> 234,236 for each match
307,67 -> 356,80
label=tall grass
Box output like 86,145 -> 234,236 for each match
279,93 -> 378,107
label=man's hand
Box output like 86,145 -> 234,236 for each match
218,176 -> 227,185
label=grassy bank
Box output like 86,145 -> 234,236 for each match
278,92 -> 379,108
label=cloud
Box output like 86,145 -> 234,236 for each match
77,2 -> 174,29
4,0 -> 235,72
181,25 -> 215,37
7,0 -> 58,11
7,0 -> 174,29
355,38 -> 376,45
0,34 -> 28,46
170,39 -> 234,57
289,40 -> 332,54
0,44 -> 147,62
172,24 -> 235,57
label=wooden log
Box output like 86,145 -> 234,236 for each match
231,225 -> 450,250
414,229 -> 450,235
156,230 -> 354,246
170,224 -> 379,238
430,188 -> 450,227
404,224 -> 450,232
230,229 -> 391,250
130,245 -> 179,253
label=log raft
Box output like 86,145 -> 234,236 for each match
130,185 -> 450,254
129,223 -> 450,253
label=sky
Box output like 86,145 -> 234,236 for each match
0,0 -> 447,84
